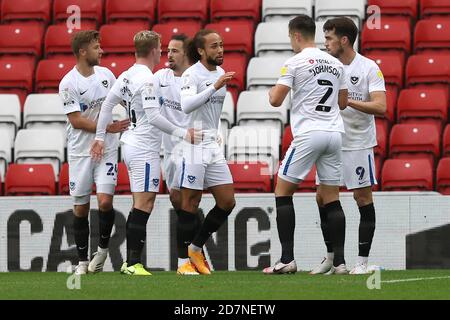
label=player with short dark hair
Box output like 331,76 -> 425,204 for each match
311,17 -> 386,275
263,15 -> 349,275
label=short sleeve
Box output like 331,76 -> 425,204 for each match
367,63 -> 386,93
180,71 -> 198,97
339,67 -> 348,90
59,80 -> 80,115
277,59 -> 294,88
141,74 -> 160,110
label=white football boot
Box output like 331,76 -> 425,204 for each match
325,264 -> 348,275
88,248 -> 108,273
263,260 -> 297,274
74,261 -> 89,275
309,257 -> 333,275
349,262 -> 370,275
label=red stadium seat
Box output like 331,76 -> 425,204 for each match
228,161 -> 272,192
100,24 -> 145,56
414,19 -> 450,53
373,155 -> 382,191
361,18 -> 411,55
421,0 -> 450,18
35,58 -> 75,93
44,25 -> 92,58
281,125 -> 293,159
0,57 -> 34,108
158,0 -> 208,24
105,0 -> 155,26
397,88 -> 448,132
210,0 -> 261,23
443,124 -> 450,156
53,0 -> 103,28
381,159 -> 433,191
367,0 -> 418,19
0,171 -> 2,196
297,165 -> 317,193
58,162 -> 69,195
0,24 -> 44,58
5,163 -> 56,195
437,158 -> 450,194
406,53 -> 450,88
116,162 -> 131,194
389,123 -> 441,167
1,0 -> 51,25
375,120 -> 387,159
152,21 -> 201,53
100,56 -> 135,78
375,85 -> 397,128
221,54 -> 247,102
205,20 -> 254,57
366,51 -> 404,88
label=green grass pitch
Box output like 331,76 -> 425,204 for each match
1,270 -> 449,300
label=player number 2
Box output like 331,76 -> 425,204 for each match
106,163 -> 117,176
316,79 -> 333,111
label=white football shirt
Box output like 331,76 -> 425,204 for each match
153,68 -> 191,153
111,64 -> 162,152
277,47 -> 347,138
341,53 -> 386,150
59,66 -> 118,157
181,61 -> 226,148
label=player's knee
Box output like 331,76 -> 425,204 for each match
219,198 -> 236,212
97,197 -> 113,212
353,191 -> 373,207
316,192 -> 324,207
169,192 -> 181,211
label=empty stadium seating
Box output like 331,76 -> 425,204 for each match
0,127 -> 12,181
53,0 -> 103,28
100,55 -> 135,78
281,125 -> 292,159
375,120 -> 387,159
158,0 -> 208,24
421,0 -> 450,19
414,19 -> 450,53
1,0 -> 52,25
0,94 -> 21,145
406,53 -> 450,88
228,161 -> 271,192
14,128 -> 65,177
221,54 -> 247,103
5,163 -> 56,195
246,57 -> 287,90
100,24 -> 145,56
0,58 -> 34,106
361,18 -> 411,55
44,25 -> 91,58
315,0 -> 366,25
116,162 -> 131,194
236,90 -> 288,132
366,52 -> 404,88
58,162 -> 69,195
221,91 -> 235,128
436,158 -> 450,194
0,24 -> 43,58
210,0 -> 261,23
443,124 -> 450,157
254,21 -> 292,57
397,88 -> 448,131
262,0 -> 312,22
35,58 -> 74,93
368,0 -> 418,20
105,0 -> 155,26
381,159 -> 433,191
389,123 -> 441,166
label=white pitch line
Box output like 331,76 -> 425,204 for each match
382,276 -> 450,284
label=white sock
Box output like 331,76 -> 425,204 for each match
327,252 -> 334,261
189,244 -> 202,252
178,258 -> 189,268
357,256 -> 368,265
98,247 -> 108,254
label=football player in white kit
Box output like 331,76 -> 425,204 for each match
179,29 -> 236,275
262,15 -> 349,275
59,30 -> 130,275
153,34 -> 205,275
311,17 -> 386,275
91,31 -> 199,276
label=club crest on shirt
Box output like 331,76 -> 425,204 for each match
69,181 -> 76,191
102,80 -> 108,88
187,175 -> 196,184
350,76 -> 359,85
153,178 -> 160,187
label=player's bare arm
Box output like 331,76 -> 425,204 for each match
348,91 -> 386,116
338,89 -> 349,110
269,84 -> 290,107
67,111 -> 129,134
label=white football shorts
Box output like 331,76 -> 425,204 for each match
122,143 -> 161,193
278,130 -> 343,186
